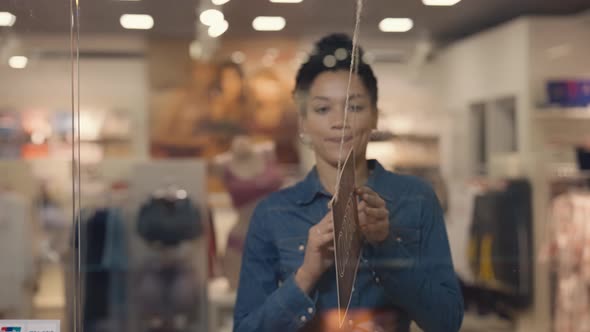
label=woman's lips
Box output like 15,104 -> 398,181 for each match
325,136 -> 353,143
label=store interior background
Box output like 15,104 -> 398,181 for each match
1,0 -> 589,331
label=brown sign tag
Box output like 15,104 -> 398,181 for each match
331,148 -> 363,327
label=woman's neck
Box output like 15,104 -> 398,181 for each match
316,154 -> 369,195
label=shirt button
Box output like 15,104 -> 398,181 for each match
300,315 -> 307,322
298,244 -> 305,251
396,237 -> 402,243
375,277 -> 381,283
307,307 -> 313,314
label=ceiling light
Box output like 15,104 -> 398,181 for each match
9,56 -> 28,69
231,51 -> 246,64
212,0 -> 231,4
0,12 -> 16,27
120,14 -> 154,30
270,0 -> 303,3
379,18 -> 413,32
252,16 -> 286,31
200,9 -> 224,26
208,20 -> 228,38
189,41 -> 203,59
422,0 -> 461,6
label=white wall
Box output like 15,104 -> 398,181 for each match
434,18 -> 531,180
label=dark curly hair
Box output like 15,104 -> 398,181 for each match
294,33 -> 378,114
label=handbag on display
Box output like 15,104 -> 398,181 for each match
137,194 -> 203,247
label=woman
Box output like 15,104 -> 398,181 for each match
233,34 -> 463,332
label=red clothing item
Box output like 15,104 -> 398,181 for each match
222,159 -> 282,209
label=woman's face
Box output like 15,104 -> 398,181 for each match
300,70 -> 377,167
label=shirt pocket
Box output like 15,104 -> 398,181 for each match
390,226 -> 421,259
276,236 -> 307,278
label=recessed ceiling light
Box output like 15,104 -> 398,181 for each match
252,16 -> 286,31
120,14 -> 154,30
422,0 -> 461,6
231,51 -> 246,64
270,0 -> 303,3
200,9 -> 224,26
0,12 -> 16,27
379,18 -> 413,32
212,0 -> 231,5
9,56 -> 28,69
189,41 -> 203,59
208,20 -> 229,38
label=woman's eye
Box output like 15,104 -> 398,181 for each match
348,105 -> 365,112
313,106 -> 329,114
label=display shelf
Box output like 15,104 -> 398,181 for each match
534,107 -> 590,120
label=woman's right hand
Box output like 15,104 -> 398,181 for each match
295,212 -> 334,294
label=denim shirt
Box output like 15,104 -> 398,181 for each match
234,160 -> 463,332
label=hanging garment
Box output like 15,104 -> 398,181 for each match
137,196 -> 203,247
222,158 -> 282,209
541,192 -> 590,332
136,257 -> 202,331
446,184 -> 481,283
77,208 -> 128,329
468,179 -> 533,309
576,147 -> 590,171
222,158 -> 283,288
0,191 -> 35,315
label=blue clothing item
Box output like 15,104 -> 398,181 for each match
233,160 -> 464,332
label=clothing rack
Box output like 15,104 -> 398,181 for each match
548,170 -> 590,199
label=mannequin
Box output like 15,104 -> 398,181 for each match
217,136 -> 283,289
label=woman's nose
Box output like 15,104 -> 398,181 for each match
330,106 -> 351,129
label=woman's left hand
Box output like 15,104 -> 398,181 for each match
356,186 -> 390,244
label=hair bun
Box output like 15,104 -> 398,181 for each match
314,33 -> 363,57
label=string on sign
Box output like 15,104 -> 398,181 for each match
335,0 -> 364,194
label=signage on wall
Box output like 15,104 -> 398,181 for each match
0,321 -> 59,332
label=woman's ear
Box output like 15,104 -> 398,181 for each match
298,114 -> 307,133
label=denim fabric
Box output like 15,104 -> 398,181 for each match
234,160 -> 464,332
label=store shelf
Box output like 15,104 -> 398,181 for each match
534,107 -> 590,120
370,130 -> 439,142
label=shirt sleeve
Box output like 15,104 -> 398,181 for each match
233,203 -> 318,332
368,190 -> 464,332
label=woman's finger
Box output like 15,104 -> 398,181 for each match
359,189 -> 385,208
319,231 -> 334,245
365,206 -> 388,219
357,200 -> 367,212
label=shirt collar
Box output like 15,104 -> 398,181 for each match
295,159 -> 389,205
